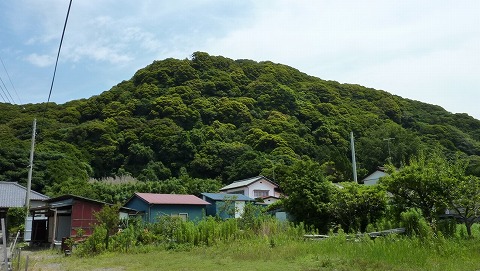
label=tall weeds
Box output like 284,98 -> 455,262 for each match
76,214 -> 305,256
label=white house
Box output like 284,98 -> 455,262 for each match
219,176 -> 282,204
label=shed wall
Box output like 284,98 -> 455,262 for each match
71,200 -> 103,236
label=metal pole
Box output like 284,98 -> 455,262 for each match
25,118 -> 37,210
350,132 -> 358,184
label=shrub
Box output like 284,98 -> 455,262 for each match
400,208 -> 433,239
7,207 -> 26,234
76,226 -> 108,256
437,218 -> 457,238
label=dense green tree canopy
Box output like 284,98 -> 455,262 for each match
1,52 -> 480,202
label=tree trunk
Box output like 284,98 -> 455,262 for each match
465,221 -> 473,237
105,232 -> 109,249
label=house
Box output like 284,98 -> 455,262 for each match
29,194 -> 136,245
201,193 -> 255,219
0,182 -> 49,242
219,176 -> 282,204
124,193 -> 210,223
362,167 -> 389,186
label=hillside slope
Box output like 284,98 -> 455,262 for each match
1,52 -> 480,194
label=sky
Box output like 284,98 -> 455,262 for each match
0,0 -> 479,119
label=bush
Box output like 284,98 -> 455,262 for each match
437,218 -> 457,238
7,207 -> 26,234
76,226 -> 108,256
75,213 -> 307,256
400,208 -> 433,239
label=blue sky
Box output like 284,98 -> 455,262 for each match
1,0 -> 479,119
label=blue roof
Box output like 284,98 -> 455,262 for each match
201,193 -> 255,202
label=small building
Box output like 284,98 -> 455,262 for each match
219,176 -> 282,204
124,193 -> 210,223
201,193 -> 255,219
0,181 -> 49,242
30,194 -> 135,245
362,167 -> 389,186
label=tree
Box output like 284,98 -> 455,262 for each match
448,175 -> 480,236
380,154 -> 457,225
94,204 -> 121,249
281,159 -> 333,232
330,183 -> 387,233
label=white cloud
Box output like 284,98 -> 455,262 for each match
201,0 -> 480,119
3,0 -> 480,120
69,44 -> 133,64
25,53 -> 54,67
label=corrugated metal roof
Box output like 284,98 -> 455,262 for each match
135,193 -> 210,205
46,194 -> 107,205
219,176 -> 277,191
201,193 -> 255,201
0,182 -> 49,208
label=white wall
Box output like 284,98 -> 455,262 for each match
245,181 -> 276,199
234,201 -> 246,218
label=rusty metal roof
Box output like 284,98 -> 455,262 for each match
135,193 -> 210,205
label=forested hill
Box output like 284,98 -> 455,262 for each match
1,52 -> 480,196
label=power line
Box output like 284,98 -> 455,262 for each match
0,56 -> 23,104
0,80 -> 11,103
0,74 -> 15,103
46,0 -> 72,105
0,85 -> 7,103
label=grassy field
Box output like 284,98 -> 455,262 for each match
25,235 -> 480,271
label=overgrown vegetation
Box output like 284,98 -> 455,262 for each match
28,222 -> 480,271
6,207 -> 26,233
74,204 -> 305,257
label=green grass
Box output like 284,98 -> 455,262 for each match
26,235 -> 480,271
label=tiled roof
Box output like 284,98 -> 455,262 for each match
201,193 -> 255,201
219,176 -> 277,191
0,182 -> 49,208
135,193 -> 210,205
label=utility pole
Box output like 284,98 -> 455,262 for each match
25,119 -> 37,211
350,132 -> 358,184
270,159 -> 276,183
383,137 -> 394,164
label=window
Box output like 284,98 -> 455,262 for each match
172,213 -> 188,221
254,190 -> 269,198
228,190 -> 245,195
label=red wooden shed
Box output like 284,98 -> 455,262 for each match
30,195 -> 135,246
